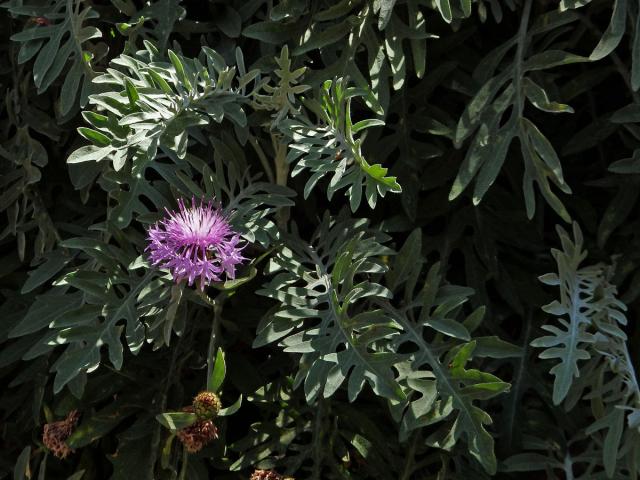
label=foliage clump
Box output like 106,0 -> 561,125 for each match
1,1 -> 639,479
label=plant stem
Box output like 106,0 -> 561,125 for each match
272,132 -> 290,229
623,342 -> 640,405
513,0 -> 532,121
148,327 -> 186,478
249,134 -> 275,184
563,452 -> 574,480
178,445 -> 189,480
311,399 -> 325,480
400,432 -> 419,480
199,290 -> 227,387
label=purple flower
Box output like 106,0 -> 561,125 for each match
146,198 -> 246,289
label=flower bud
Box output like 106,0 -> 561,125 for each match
193,391 -> 221,420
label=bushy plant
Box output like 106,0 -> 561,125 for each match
1,1 -> 639,479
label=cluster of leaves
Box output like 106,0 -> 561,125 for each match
0,0 -> 639,479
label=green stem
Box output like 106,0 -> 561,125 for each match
249,134 -> 275,184
148,329 -> 187,478
199,290 -> 227,387
563,452 -> 574,480
311,399 -> 325,480
272,133 -> 290,229
178,445 -> 189,480
513,0 -> 532,121
400,432 -> 419,480
622,342 -> 640,405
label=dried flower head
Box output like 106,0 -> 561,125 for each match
193,391 -> 221,420
249,470 -> 282,480
250,469 -> 294,480
42,410 -> 80,459
176,407 -> 218,453
147,198 -> 246,290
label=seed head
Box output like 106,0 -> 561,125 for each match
176,407 -> 218,453
42,410 -> 80,459
250,469 -> 295,480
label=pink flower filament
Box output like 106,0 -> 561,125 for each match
146,198 -> 246,289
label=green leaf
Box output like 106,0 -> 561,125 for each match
375,0 -> 397,30
22,253 -> 74,293
283,78 -> 398,210
242,21 -> 303,44
525,50 -> 589,71
386,228 -> 421,291
14,446 -> 30,480
213,5 -> 242,37
531,223 -> 627,405
586,408 -> 626,477
124,78 -> 139,106
293,20 -> 353,55
502,453 -> 562,472
609,151 -> 640,174
434,0 -> 452,23
471,124 -> 516,204
10,292 -> 83,337
67,403 -> 138,448
67,145 -> 112,164
610,103 -> 640,123
473,336 -> 522,358
77,127 -> 111,147
155,412 -> 197,431
632,10 -> 640,90
257,215 -> 403,403
589,0 -> 627,61
211,265 -> 258,291
168,50 -> 192,91
523,78 -> 574,113
386,261 -> 508,474
208,348 -> 226,392
8,1 -> 101,103
218,395 -> 242,416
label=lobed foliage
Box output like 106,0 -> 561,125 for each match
0,0 -> 639,479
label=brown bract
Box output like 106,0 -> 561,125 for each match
250,469 -> 295,480
42,410 -> 80,459
176,407 -> 218,453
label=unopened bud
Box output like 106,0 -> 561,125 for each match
193,391 -> 221,420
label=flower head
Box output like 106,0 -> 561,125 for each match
250,469 -> 294,480
193,391 -> 221,420
176,407 -> 218,453
42,410 -> 80,459
147,198 -> 245,289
